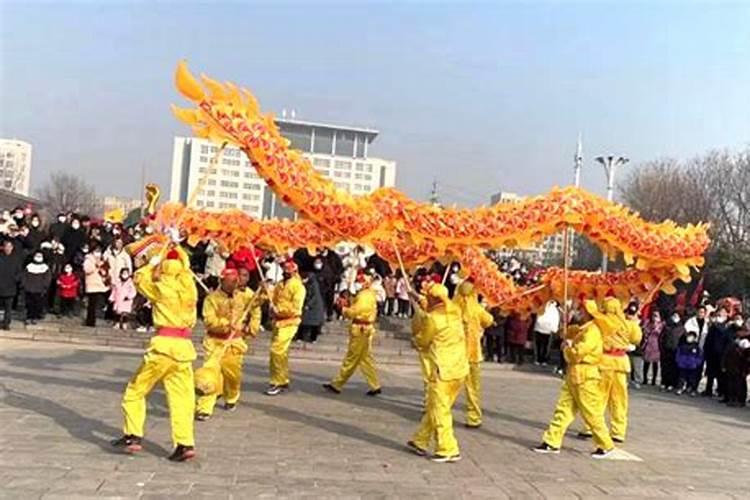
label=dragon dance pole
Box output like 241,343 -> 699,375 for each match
561,227 -> 571,339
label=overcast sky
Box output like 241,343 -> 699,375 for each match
1,1 -> 748,205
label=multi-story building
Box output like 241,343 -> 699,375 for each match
0,139 -> 32,196
490,190 -> 574,266
169,118 -> 397,220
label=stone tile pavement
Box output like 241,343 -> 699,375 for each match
0,338 -> 749,499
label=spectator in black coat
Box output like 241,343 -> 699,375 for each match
62,218 -> 87,266
703,310 -> 732,398
0,239 -> 23,330
25,213 -> 45,251
22,251 -> 52,323
48,213 -> 68,242
297,271 -> 325,343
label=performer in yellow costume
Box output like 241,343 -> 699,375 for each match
195,268 -> 262,420
266,259 -> 306,395
453,279 -> 495,428
111,247 -> 198,462
534,301 -> 615,458
323,271 -> 382,395
407,283 -> 469,463
579,297 -> 643,443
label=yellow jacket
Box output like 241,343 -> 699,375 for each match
134,255 -> 198,362
597,316 -> 643,373
563,320 -> 603,386
203,287 -> 261,339
238,287 -> 263,337
272,274 -> 306,328
414,302 -> 469,381
454,289 -> 494,363
343,287 -> 378,333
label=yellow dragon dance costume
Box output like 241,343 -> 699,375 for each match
112,246 -> 198,462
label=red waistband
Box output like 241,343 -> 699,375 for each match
604,348 -> 627,356
275,314 -> 300,321
157,327 -> 192,339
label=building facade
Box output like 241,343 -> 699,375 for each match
101,196 -> 142,215
490,190 -> 574,266
170,118 -> 397,220
0,139 -> 32,196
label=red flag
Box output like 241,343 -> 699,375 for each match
689,277 -> 704,307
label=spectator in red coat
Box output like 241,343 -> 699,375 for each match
506,313 -> 532,365
56,263 -> 80,317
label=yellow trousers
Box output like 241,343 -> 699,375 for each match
195,338 -> 246,415
418,351 -> 431,406
269,324 -> 298,386
121,351 -> 195,447
542,378 -> 613,451
464,362 -> 482,426
411,375 -> 465,456
331,327 -> 380,391
599,370 -> 629,440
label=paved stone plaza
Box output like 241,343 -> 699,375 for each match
0,338 -> 749,499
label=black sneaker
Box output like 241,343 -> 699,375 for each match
576,432 -> 593,439
322,383 -> 341,394
431,453 -> 462,463
168,444 -> 196,462
591,448 -> 614,459
195,412 -> 211,422
533,442 -> 560,454
612,437 -> 624,444
464,423 -> 482,429
406,440 -> 427,457
366,388 -> 382,397
111,434 -> 143,453
224,402 -> 237,412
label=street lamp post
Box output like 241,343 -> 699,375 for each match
595,155 -> 629,272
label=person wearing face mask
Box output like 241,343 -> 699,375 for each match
11,207 -> 25,227
453,279 -> 494,428
659,312 -> 685,392
48,213 -> 68,241
105,239 -> 133,288
56,264 -> 80,318
296,270 -> 325,343
83,242 -> 111,327
109,268 -> 137,329
702,308 -> 731,398
25,214 -> 45,251
62,218 -> 87,265
265,259 -> 306,396
22,251 -> 51,324
675,332 -> 703,395
323,271 -> 381,396
0,239 -> 23,330
721,331 -> 749,407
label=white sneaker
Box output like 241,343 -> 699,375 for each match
591,448 -> 614,459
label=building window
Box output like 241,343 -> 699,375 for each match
335,131 -> 355,157
200,156 -> 208,163
313,128 -> 333,154
219,202 -> 236,209
220,180 -> 239,188
206,190 -> 215,197
313,158 -> 330,168
334,160 -> 351,170
354,173 -> 363,180
364,174 -> 372,181
207,179 -> 216,186
365,164 -> 373,172
205,201 -> 215,208
201,145 -> 209,154
355,163 -> 364,171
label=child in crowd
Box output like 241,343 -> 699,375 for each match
109,268 -> 137,329
23,251 -> 52,324
395,271 -> 411,318
56,264 -> 80,317
676,332 -> 703,396
383,274 -> 397,316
